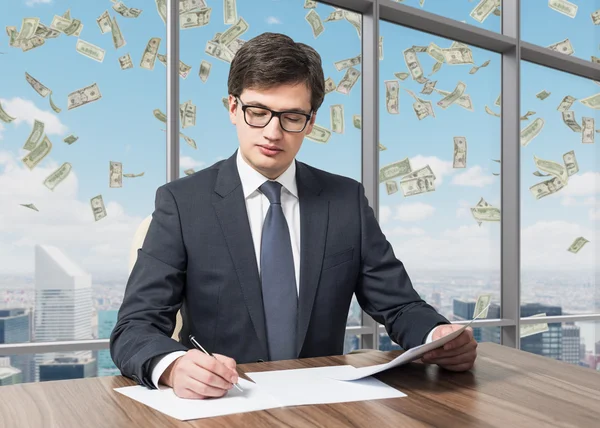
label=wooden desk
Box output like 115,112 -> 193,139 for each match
1,343 -> 599,427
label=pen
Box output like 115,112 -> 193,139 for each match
189,335 -> 243,392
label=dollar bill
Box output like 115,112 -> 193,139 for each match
334,54 -> 361,71
63,134 -> 79,145
140,37 -> 161,70
16,18 -> 40,41
582,117 -> 595,143
471,206 -> 500,222
306,124 -> 331,144
111,16 -> 126,49
305,9 -> 324,38
548,0 -> 577,18
567,237 -> 589,254
109,161 -> 123,188
23,119 -> 44,150
20,203 -> 39,212
556,95 -> 576,112
579,93 -> 600,109
179,60 -> 192,79
43,162 -> 72,191
469,59 -> 490,74
118,53 -> 133,70
434,89 -> 474,111
21,36 -> 46,52
155,0 -> 167,24
91,195 -> 107,221
379,36 -> 384,60
180,0 -> 207,13
67,83 -> 102,110
25,72 -> 51,98
548,38 -> 574,55
536,90 -> 551,100
403,48 -> 427,83
353,115 -> 361,129
184,169 -> 195,176
205,40 -> 234,63
426,42 -> 445,63
533,155 -> 569,184
529,176 -> 565,200
385,80 -> 399,114
473,197 -> 491,226
520,117 -> 545,146
562,150 -> 579,176
592,9 -> 600,25
485,105 -> 500,117
592,56 -> 600,64
385,180 -> 398,195
97,10 -> 112,34
441,47 -> 474,65
198,60 -> 211,82
343,10 -> 361,38
180,131 -> 197,149
400,175 -> 435,197
76,39 -> 105,62
379,142 -> 387,151
520,110 -> 536,121
63,9 -> 71,20
402,165 -> 437,181
562,110 -> 582,132
64,19 -> 83,37
22,135 -> 52,170
228,38 -> 245,55
324,77 -> 336,94
35,22 -> 60,39
495,94 -> 501,106
330,104 -> 344,134
412,45 -> 428,53
224,0 -> 238,24
473,294 -> 491,318
394,72 -> 410,81
324,10 -> 344,22
181,8 -> 212,29
429,61 -> 443,76
180,100 -> 196,128
520,314 -> 549,338
49,92 -> 61,113
379,158 -> 413,183
405,88 -> 435,119
153,108 -> 167,123
533,171 -> 550,177
219,16 -> 248,46
437,81 -> 466,109
336,67 -> 361,95
470,0 -> 500,23
421,80 -> 437,95
113,1 -> 143,18
50,15 -> 71,33
123,172 -> 144,178
453,136 -> 467,168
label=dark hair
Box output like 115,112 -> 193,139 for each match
227,32 -> 325,113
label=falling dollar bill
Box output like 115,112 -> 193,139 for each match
453,137 -> 467,168
469,59 -> 490,75
23,119 -> 44,150
471,206 -> 501,222
437,81 -> 466,109
556,95 -> 576,112
520,314 -> 549,338
562,150 -> 579,176
49,92 -> 61,113
421,80 -> 437,95
43,162 -> 72,191
567,237 -> 589,253
530,176 -> 565,200
224,0 -> 238,24
441,47 -> 474,65
97,10 -> 112,34
562,111 -> 582,132
22,135 -> 52,170
473,197 -> 491,226
379,36 -> 384,60
379,158 -> 413,183
336,67 -> 361,95
434,89 -> 474,111
485,105 -> 500,117
76,39 -> 105,62
473,294 -> 491,318
306,124 -> 331,143
25,72 -> 51,97
180,0 -> 208,14
402,165 -> 437,181
20,203 -> 39,212
181,8 -> 212,29
582,117 -> 595,143
63,134 -> 78,145
220,16 -> 249,45
548,0 -> 578,18
400,175 -> 435,197
184,169 -> 195,176
548,38 -> 574,55
16,17 -> 40,41
205,40 -> 234,63
536,90 -> 551,100
334,54 -> 361,71
67,83 -> 102,110
352,115 -> 361,129
405,88 -> 435,120
118,53 -> 133,70
180,100 -> 196,128
495,94 -> 501,106
109,161 -> 123,188
123,172 -> 144,178
429,61 -> 443,76
520,110 -> 536,121
153,108 -> 167,123
379,142 -> 387,151
199,60 -> 211,82
179,60 -> 192,79
155,0 -> 167,25
330,104 -> 344,134
533,171 -> 550,177
592,9 -> 600,25
520,117 -> 545,146
140,37 -> 161,70
384,80 -> 399,114
533,155 -> 569,184
425,42 -> 444,63
91,195 -> 107,221
324,77 -> 336,94
112,1 -> 143,18
403,48 -> 427,83
324,10 -> 344,22
394,72 -> 409,81
343,10 -> 361,38
579,93 -> 600,109
180,131 -> 197,149
385,180 -> 398,195
470,0 -> 500,23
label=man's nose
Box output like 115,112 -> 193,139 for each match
263,115 -> 284,139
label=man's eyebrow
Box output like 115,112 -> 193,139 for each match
246,100 -> 311,114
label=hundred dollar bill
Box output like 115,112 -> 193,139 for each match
437,81 -> 466,109
63,8 -> 71,19
453,136 -> 467,168
109,161 -> 123,188
63,134 -> 79,145
520,314 -> 549,338
306,124 -> 331,143
25,72 -> 50,97
520,110 -> 536,121
20,36 -> 46,52
485,105 -> 500,117
181,8 -> 212,29
35,22 -> 60,39
473,197 -> 491,226
224,0 -> 238,24
470,0 -> 500,23
548,38 -> 574,55
562,150 -> 579,176
49,92 -> 61,113
23,119 -> 44,150
43,162 -> 72,191
400,175 -> 435,197
403,48 -> 427,83
111,16 -> 126,49
469,59 -> 490,74
429,61 -> 443,76
385,180 -> 398,195
562,110 -> 582,132
343,10 -> 361,38
336,67 -> 361,95
50,15 -> 71,33
334,54 -> 361,71
118,53 -> 133,70
22,135 -> 52,170
441,47 -> 474,65
592,9 -> 600,25
471,206 -> 500,222
305,9 -> 324,38
67,83 -> 102,110
568,237 -> 589,254
379,142 -> 387,151
91,195 -> 107,221
324,10 -> 344,22
434,89 -> 474,111
184,169 -> 195,176
219,16 -> 248,45
495,94 -> 501,106
112,1 -> 143,18
16,18 -> 40,42
473,294 -> 491,318
123,172 -> 144,178
76,39 -> 105,62
379,158 -> 412,183
205,40 -> 234,63
533,155 -> 568,184
324,77 -> 336,94
353,115 -> 361,129
330,104 -> 344,133
402,164 -> 437,181
529,176 -> 565,200
582,117 -> 595,143
179,60 -> 192,79
394,72 -> 410,81
155,0 -> 167,25
548,0 -> 578,18
425,42 -> 445,63
180,131 -> 197,149
227,37 -> 245,55
536,90 -> 551,100
97,10 -> 112,34
63,19 -> 83,37
579,93 -> 600,109
421,80 -> 437,95
533,171 -> 550,177
520,118 -> 544,146
20,203 -> 39,212
556,95 -> 576,112
180,100 -> 196,128
140,37 -> 161,70
412,45 -> 428,53
405,88 -> 435,120
385,80 -> 399,114
180,0 -> 207,13
199,60 -> 211,82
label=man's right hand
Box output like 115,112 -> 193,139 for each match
159,349 -> 239,399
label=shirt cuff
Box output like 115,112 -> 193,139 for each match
424,326 -> 437,344
151,351 -> 187,390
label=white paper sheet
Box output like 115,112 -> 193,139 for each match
245,365 -> 406,406
114,378 -> 281,421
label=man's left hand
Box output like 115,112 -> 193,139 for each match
420,324 -> 477,372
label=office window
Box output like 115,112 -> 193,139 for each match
344,334 -> 361,354
520,62 -> 599,317
521,1 -> 600,65
377,20 -> 501,352
379,326 -> 500,351
178,1 -> 362,328
0,1 -> 165,382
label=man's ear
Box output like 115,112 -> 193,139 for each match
305,110 -> 317,134
228,95 -> 238,125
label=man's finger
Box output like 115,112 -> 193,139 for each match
214,354 -> 237,371
190,351 -> 238,383
424,349 -> 477,367
425,340 -> 477,360
443,328 -> 473,351
438,361 -> 475,372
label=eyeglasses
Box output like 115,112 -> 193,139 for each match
235,96 -> 312,133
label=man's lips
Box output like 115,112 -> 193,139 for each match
257,144 -> 282,151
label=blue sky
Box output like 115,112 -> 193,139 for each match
0,0 -> 598,283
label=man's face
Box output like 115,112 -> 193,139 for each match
228,83 -> 317,180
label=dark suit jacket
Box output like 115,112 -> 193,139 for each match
110,149 -> 449,389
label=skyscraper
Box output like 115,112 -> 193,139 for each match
34,245 -> 93,381
97,310 -> 120,376
0,308 -> 34,383
520,303 -> 562,361
39,357 -> 96,382
561,323 -> 582,365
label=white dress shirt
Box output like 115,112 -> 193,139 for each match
150,149 -> 436,389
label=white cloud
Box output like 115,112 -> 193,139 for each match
456,199 -> 472,219
590,208 -> 600,221
409,155 -> 454,186
0,123 -> 5,140
451,165 -> 495,188
379,205 -> 392,225
385,226 -> 425,237
561,172 -> 600,197
393,202 -> 435,222
266,16 -> 282,25
583,197 -> 596,206
180,156 -> 205,170
560,196 -> 577,207
25,0 -> 51,5
0,97 -> 68,136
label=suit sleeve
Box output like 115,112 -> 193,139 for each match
354,182 -> 450,350
110,185 -> 189,388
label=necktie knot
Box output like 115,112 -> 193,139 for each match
260,180 -> 282,205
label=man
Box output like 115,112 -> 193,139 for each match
110,32 -> 477,400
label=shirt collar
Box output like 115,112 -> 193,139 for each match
236,148 -> 298,199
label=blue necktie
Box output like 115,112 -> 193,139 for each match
259,180 -> 298,361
